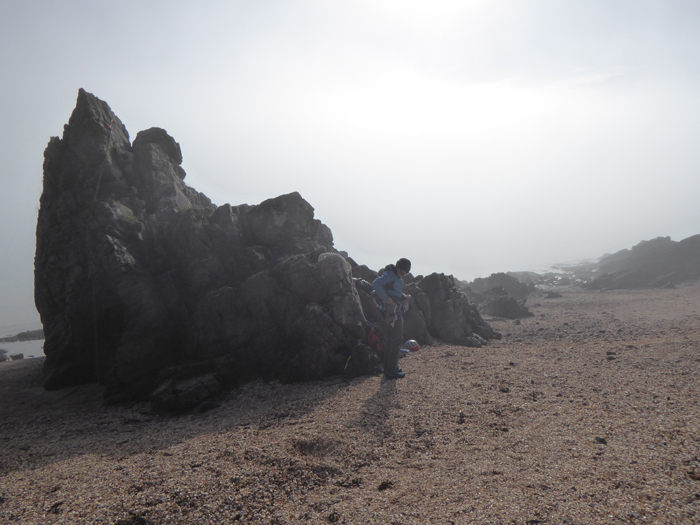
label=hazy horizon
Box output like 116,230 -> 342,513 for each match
2,1 -> 700,330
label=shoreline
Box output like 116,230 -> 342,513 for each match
0,339 -> 45,359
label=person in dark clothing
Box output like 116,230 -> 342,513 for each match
372,258 -> 411,379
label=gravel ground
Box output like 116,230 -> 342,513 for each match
1,283 -> 699,524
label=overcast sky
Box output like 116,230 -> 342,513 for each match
2,0 -> 699,331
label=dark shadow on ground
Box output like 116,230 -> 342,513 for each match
352,376 -> 398,441
0,357 -> 375,477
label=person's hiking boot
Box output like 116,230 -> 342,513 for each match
385,371 -> 405,379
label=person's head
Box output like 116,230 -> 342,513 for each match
396,258 -> 411,277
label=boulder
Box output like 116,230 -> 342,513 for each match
465,272 -> 530,299
35,89 -> 502,410
415,273 -> 501,347
150,374 -> 222,413
36,90 -> 339,404
402,296 -> 433,345
350,264 -> 379,284
478,287 -> 534,319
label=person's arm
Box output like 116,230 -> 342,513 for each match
372,272 -> 395,304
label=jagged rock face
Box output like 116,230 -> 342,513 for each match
35,90 -> 341,401
35,89 -> 501,410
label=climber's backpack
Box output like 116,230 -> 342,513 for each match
366,326 -> 383,354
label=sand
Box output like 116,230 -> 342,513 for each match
1,284 -> 699,524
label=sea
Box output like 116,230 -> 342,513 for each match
0,321 -> 45,359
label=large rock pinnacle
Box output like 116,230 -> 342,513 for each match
35,89 -> 499,410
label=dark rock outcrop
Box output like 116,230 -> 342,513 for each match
477,287 -> 534,320
584,235 -> 700,290
35,89 -> 500,410
465,272 -> 530,300
414,273 -> 501,347
36,90 -> 340,401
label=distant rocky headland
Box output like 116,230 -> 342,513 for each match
462,234 -> 700,296
34,89 -> 501,411
580,235 -> 700,289
0,329 -> 43,343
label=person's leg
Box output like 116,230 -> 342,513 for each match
383,316 -> 403,377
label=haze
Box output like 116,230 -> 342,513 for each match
2,0 -> 700,331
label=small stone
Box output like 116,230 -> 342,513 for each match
595,436 -> 607,445
377,480 -> 393,491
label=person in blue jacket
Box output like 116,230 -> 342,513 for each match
372,258 -> 411,379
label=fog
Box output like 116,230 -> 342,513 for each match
2,0 -> 700,331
